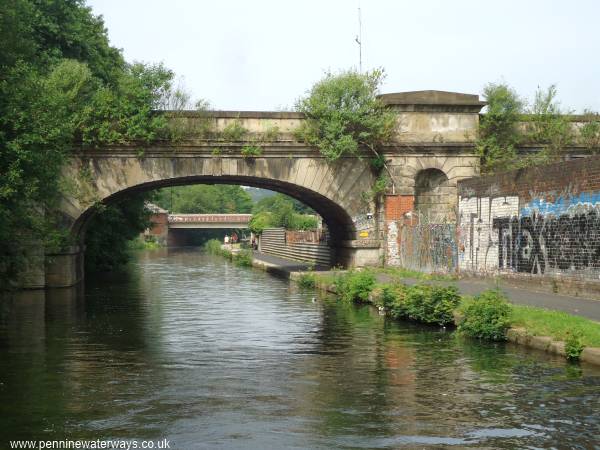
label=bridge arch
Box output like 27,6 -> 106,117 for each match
48,149 -> 383,287
74,174 -> 358,245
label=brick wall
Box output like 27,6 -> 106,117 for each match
385,195 -> 413,266
458,156 -> 600,280
144,212 -> 168,245
385,195 -> 414,221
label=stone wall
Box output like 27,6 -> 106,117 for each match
457,156 -> 600,281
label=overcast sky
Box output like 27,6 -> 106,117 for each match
88,0 -> 600,112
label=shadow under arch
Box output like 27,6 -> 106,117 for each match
72,174 -> 359,265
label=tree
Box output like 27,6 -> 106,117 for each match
249,194 -> 318,233
476,82 -> 523,173
84,194 -> 152,272
253,193 -> 314,215
295,69 -> 397,163
524,84 -> 574,163
477,82 -> 578,173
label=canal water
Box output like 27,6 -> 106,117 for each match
1,248 -> 599,449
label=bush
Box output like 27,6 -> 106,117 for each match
334,271 -> 376,303
374,284 -> 406,310
458,290 -> 512,340
297,272 -> 316,289
241,145 -> 262,158
565,330 -> 585,361
221,119 -> 248,141
248,211 -> 274,234
127,236 -> 161,251
233,249 -> 253,267
391,284 -> 460,325
204,238 -> 224,255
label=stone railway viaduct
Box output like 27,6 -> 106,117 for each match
39,90 -> 600,288
38,91 -> 485,288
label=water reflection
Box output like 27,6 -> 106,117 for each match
0,248 -> 599,448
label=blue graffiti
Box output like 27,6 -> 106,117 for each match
520,191 -> 600,217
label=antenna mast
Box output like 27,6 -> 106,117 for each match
355,5 -> 362,72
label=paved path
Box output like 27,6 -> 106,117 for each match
252,252 -> 600,322
252,252 -> 330,272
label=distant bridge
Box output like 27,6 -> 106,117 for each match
143,210 -> 251,246
168,213 -> 252,229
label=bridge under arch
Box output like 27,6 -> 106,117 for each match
40,91 -> 484,288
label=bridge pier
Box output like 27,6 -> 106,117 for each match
336,240 -> 382,267
45,245 -> 84,288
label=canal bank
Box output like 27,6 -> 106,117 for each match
250,251 -> 600,367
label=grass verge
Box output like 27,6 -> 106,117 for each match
510,305 -> 600,347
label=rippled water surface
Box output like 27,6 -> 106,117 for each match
1,248 -> 599,449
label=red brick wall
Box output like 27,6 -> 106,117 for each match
384,195 -> 414,221
148,213 -> 168,236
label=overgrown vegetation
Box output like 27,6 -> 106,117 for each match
220,119 -> 248,141
295,69 -> 396,162
204,238 -> 224,255
580,110 -> 600,152
233,249 -> 253,267
240,145 -> 263,158
458,290 -> 512,341
565,331 -> 585,361
128,236 -> 162,251
476,83 -> 523,173
203,239 -> 252,266
391,284 -> 461,325
477,82 -> 598,173
333,270 -> 376,303
297,272 -> 317,289
295,69 -> 397,200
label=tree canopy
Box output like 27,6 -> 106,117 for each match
153,185 -> 253,214
0,0 -> 177,284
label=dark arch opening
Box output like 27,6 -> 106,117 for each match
414,168 -> 452,223
72,175 -> 358,266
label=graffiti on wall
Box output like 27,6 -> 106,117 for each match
353,213 -> 375,233
386,221 -> 400,266
458,191 -> 600,278
393,222 -> 458,273
458,195 -> 519,272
